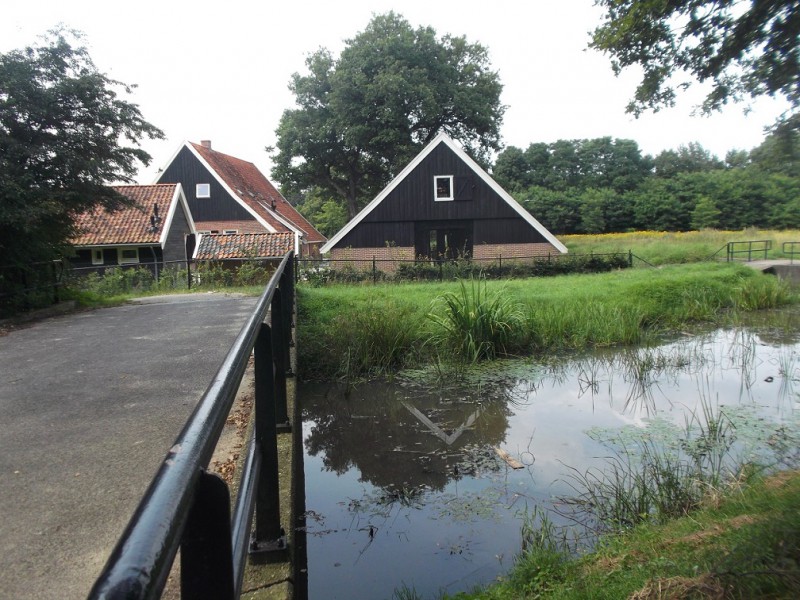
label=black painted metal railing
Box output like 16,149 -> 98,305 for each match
88,251 -> 295,600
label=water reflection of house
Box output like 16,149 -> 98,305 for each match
70,183 -> 195,274
320,132 -> 567,271
302,380 -> 512,492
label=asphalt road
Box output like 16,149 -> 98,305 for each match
0,293 -> 258,599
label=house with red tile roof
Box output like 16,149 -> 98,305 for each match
71,183 -> 195,272
156,140 -> 325,259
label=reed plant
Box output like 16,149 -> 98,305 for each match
427,278 -> 525,362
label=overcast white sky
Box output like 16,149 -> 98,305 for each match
2,0 -> 792,183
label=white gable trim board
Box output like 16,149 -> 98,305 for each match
320,132 -> 567,254
158,183 -> 197,247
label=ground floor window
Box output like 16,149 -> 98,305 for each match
117,248 -> 140,264
91,249 -> 104,265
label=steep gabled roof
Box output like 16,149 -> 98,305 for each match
320,132 -> 567,254
193,232 -> 295,260
185,142 -> 326,244
73,184 -> 194,247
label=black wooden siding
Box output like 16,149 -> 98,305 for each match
337,144 -> 547,248
163,202 -> 191,263
157,146 -> 255,223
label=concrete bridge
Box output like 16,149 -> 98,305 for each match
742,259 -> 800,284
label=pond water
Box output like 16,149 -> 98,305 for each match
298,313 -> 800,600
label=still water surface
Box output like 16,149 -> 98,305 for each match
300,316 -> 800,599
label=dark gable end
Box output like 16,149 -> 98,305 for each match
157,145 -> 254,223
324,134 -> 566,253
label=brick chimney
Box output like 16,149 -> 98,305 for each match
200,140 -> 212,150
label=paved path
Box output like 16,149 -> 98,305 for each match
0,293 -> 258,599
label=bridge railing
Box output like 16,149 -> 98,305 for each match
783,242 -> 800,264
88,251 -> 295,600
725,240 -> 772,262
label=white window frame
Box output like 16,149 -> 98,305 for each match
223,229 -> 238,234
91,248 -> 104,265
117,247 -> 140,265
434,175 -> 454,201
196,183 -> 211,198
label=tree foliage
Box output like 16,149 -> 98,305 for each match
271,12 -> 505,218
493,137 -> 651,193
590,0 -> 800,118
0,29 -> 163,269
495,130 -> 800,234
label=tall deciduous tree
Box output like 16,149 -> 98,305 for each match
0,29 -> 163,271
271,12 -> 505,218
590,0 -> 799,120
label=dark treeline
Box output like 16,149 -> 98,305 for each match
492,128 -> 800,234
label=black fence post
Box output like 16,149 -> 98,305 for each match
187,260 -> 193,290
373,256 -> 377,284
499,254 -> 502,279
181,471 -> 236,600
629,250 -> 633,267
252,323 -> 284,552
271,290 -> 290,430
51,262 -> 59,304
279,259 -> 295,359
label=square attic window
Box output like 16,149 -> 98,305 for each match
434,175 -> 454,201
196,183 -> 211,198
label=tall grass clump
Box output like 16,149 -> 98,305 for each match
563,397 -> 739,535
427,277 -> 525,362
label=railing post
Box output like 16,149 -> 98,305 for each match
251,323 -> 285,552
181,470 -> 236,600
271,291 -> 290,430
373,256 -> 377,284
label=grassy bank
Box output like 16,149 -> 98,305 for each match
296,262 -> 794,380
562,229 -> 800,266
447,470 -> 800,599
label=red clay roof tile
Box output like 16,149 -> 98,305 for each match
194,232 -> 295,260
72,184 -> 179,246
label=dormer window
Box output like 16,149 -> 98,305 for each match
434,176 -> 454,201
196,183 -> 211,199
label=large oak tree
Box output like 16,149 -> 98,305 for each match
271,12 -> 505,218
0,29 -> 163,275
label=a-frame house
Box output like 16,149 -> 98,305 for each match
320,133 -> 566,269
